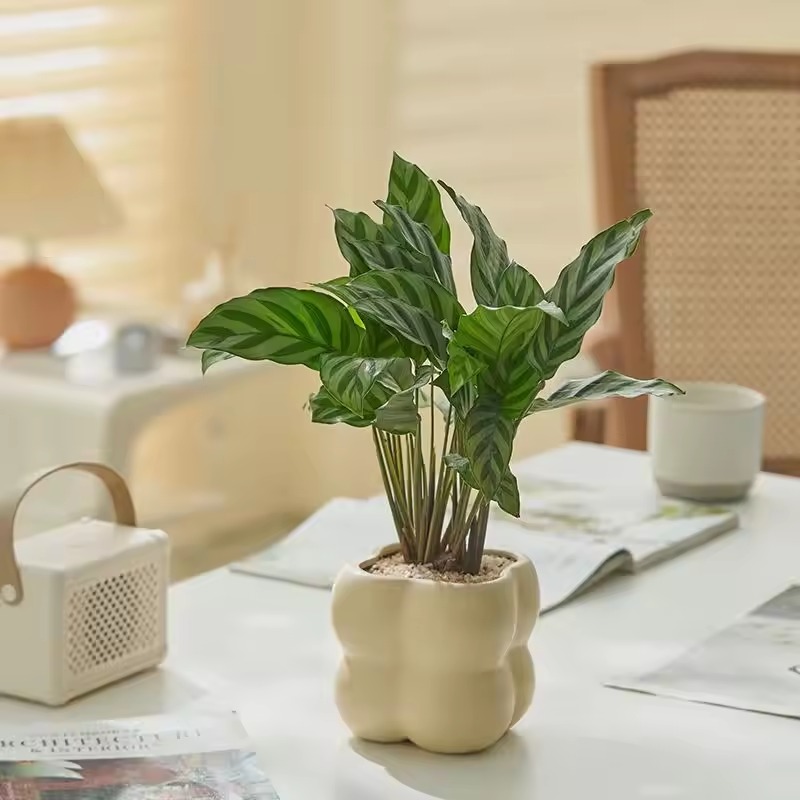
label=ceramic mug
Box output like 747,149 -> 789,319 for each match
648,382 -> 765,502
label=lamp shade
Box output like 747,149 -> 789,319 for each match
0,117 -> 123,240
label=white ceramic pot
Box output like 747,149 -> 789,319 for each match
332,545 -> 540,754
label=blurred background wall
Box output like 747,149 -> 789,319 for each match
4,0 -> 800,544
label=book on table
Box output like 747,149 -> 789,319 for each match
0,711 -> 279,800
232,475 -> 738,612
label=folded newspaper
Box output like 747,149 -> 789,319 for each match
0,712 -> 278,800
233,477 -> 738,612
608,585 -> 800,718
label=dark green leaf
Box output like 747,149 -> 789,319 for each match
444,453 -> 519,516
529,370 -> 683,413
462,394 -> 515,498
529,210 -> 652,380
332,209 -> 391,277
386,153 -> 451,254
376,200 -> 456,295
446,338 -> 484,395
435,371 -> 476,419
320,354 -> 409,416
451,305 -> 549,417
309,386 -> 373,427
492,261 -> 544,307
439,181 -> 510,305
374,392 -> 419,434
187,288 -> 363,369
201,349 -> 234,374
319,271 -> 464,367
494,468 -> 520,517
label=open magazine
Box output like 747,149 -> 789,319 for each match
0,712 -> 278,800
608,585 -> 800,719
232,476 -> 738,612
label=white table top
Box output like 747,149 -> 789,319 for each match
3,442 -> 800,799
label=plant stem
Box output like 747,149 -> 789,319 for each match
372,429 -> 412,559
465,500 -> 490,574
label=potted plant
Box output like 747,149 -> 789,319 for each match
188,154 -> 681,753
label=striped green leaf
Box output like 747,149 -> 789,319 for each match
444,453 -> 520,517
492,261 -> 544,307
332,209 -> 390,276
529,210 -> 652,380
350,238 -> 431,274
462,394 -> 515,499
376,201 -> 456,295
314,356 -> 423,433
439,181 -> 510,305
201,349 -> 233,374
309,386 -> 373,427
386,153 -> 451,254
494,468 -> 520,517
374,392 -> 419,434
188,288 -> 362,369
530,370 -> 683,413
451,304 -> 556,417
319,355 -> 407,416
446,338 -> 484,395
434,371 -> 477,419
320,271 -> 464,367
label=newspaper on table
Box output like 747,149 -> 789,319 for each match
0,711 -> 278,800
232,476 -> 737,612
608,585 -> 800,719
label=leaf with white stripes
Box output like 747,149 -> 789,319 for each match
319,271 -> 464,367
439,181 -> 510,305
462,394 -> 516,499
386,153 -> 451,254
529,370 -> 683,413
529,210 -> 652,380
188,288 -> 363,369
376,201 -> 456,295
492,261 -> 545,307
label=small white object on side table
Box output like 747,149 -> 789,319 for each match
0,346 -> 252,533
2,443 -> 799,800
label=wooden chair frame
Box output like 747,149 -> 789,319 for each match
586,49 -> 800,454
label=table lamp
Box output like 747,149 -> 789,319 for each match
0,117 -> 123,350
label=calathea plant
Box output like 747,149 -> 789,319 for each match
188,154 -> 681,574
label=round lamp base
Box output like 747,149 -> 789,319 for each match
0,263 -> 76,350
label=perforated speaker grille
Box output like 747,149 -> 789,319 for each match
64,560 -> 163,688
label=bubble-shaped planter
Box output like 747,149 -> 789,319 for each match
332,545 -> 540,754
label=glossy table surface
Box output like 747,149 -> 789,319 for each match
3,443 -> 800,800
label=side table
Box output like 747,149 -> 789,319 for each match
0,347 -> 253,535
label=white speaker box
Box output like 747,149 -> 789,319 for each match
0,463 -> 168,705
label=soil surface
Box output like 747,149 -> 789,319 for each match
368,552 -> 514,583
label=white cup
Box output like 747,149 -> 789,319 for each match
648,382 -> 765,502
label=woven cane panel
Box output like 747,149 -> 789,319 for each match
635,87 -> 800,458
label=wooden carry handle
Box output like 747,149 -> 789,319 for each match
0,463 -> 136,607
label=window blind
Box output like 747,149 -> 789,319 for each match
0,0 -> 183,307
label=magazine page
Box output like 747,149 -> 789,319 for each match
608,585 -> 800,719
0,712 -> 278,800
232,497 -> 629,612
499,473 -> 738,569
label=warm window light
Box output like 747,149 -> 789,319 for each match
0,7 -> 110,36
0,47 -> 109,78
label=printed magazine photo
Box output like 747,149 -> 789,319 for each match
0,713 -> 278,800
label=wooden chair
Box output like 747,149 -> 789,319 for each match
575,50 -> 800,475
